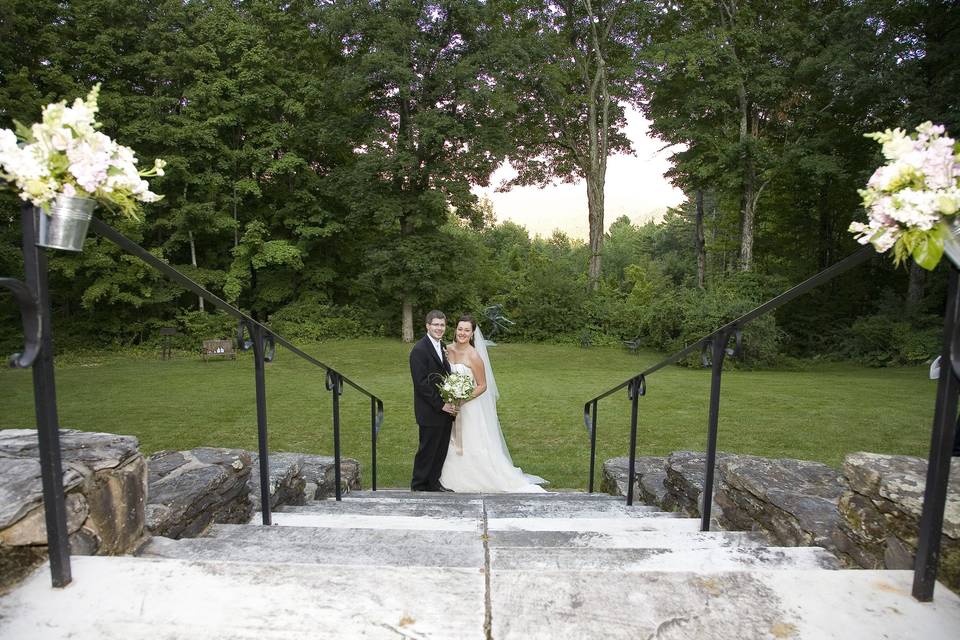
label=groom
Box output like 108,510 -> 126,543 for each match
410,310 -> 457,492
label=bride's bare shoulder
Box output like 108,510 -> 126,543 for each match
466,347 -> 484,369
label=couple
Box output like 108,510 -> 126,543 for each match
409,310 -> 547,493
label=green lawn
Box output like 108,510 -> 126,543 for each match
0,339 -> 940,490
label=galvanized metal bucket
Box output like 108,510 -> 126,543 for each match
35,194 -> 97,252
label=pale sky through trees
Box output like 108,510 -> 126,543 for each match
473,106 -> 687,240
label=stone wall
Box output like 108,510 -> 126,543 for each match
146,449 -> 362,538
601,450 -> 959,591
833,453 -> 959,592
146,448 -> 254,538
1,428 -> 366,594
0,429 -> 147,595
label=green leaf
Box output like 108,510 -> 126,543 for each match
911,231 -> 945,271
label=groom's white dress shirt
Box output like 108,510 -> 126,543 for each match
430,336 -> 443,362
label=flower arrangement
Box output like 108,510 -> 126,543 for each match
437,372 -> 475,406
0,84 -> 165,220
849,122 -> 960,270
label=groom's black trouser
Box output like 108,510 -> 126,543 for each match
411,422 -> 452,490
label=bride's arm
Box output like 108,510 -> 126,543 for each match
466,351 -> 487,400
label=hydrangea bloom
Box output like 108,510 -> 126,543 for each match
850,122 -> 960,270
0,84 -> 165,220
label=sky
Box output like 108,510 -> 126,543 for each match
472,107 -> 687,241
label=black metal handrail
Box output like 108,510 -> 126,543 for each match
4,205 -> 384,588
582,244 -> 958,602
89,219 -> 386,503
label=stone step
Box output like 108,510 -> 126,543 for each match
487,514 -> 696,534
490,545 -> 841,572
266,511 -> 483,531
275,500 -> 485,518
277,496 -> 660,518
487,528 -> 771,549
0,556 -> 486,639
206,522 -> 770,554
5,557 -> 959,639
488,568 -> 960,639
482,499 -> 662,518
139,524 -> 836,573
262,509 -> 686,533
139,530 -> 484,568
345,489 -> 624,502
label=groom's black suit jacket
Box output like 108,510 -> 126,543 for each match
410,334 -> 453,428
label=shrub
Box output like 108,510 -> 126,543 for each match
269,297 -> 373,341
841,314 -> 942,366
633,273 -> 787,367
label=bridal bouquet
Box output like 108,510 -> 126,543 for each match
0,83 -> 165,219
437,372 -> 475,406
849,121 -> 960,270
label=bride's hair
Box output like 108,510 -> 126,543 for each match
457,314 -> 477,347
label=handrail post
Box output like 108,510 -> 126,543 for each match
327,371 -> 344,501
370,397 -> 378,492
912,266 -> 960,601
626,376 -> 645,506
248,321 -> 272,526
21,204 -> 71,587
701,329 -> 734,531
588,400 -> 598,493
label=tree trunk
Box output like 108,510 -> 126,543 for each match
906,261 -> 925,315
695,189 -> 706,289
402,299 -> 414,343
735,78 -> 756,272
817,182 -> 834,269
718,0 -> 756,272
583,0 -> 610,290
587,175 -> 605,287
188,230 -> 204,311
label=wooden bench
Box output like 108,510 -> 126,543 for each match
622,336 -> 642,355
202,339 -> 236,361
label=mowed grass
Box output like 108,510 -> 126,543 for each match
0,339 -> 939,490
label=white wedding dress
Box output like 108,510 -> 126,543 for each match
439,331 -> 547,493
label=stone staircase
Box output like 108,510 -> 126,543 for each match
2,490 -> 959,638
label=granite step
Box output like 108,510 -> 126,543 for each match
278,495 -> 660,517
488,568 -> 960,639
490,545 -> 841,572
5,557 -> 959,639
275,499 -> 484,518
345,489 -> 623,501
486,528 -> 771,549
139,530 -> 484,568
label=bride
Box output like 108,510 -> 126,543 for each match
438,315 -> 547,493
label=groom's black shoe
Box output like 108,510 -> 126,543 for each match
436,484 -> 454,493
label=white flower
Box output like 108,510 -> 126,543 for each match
437,372 -> 476,404
852,122 -> 960,269
0,83 -> 164,219
878,128 -> 914,161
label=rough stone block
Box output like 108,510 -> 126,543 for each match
146,448 -> 253,538
600,457 -> 669,508
717,455 -> 844,553
838,452 -> 959,592
0,429 -> 147,595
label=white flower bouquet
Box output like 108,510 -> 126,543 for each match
849,122 -> 960,270
437,372 -> 475,406
0,83 -> 165,220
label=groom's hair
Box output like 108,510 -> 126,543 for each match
425,310 -> 446,324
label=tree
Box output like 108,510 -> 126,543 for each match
329,0 -> 514,341
496,0 -> 644,288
